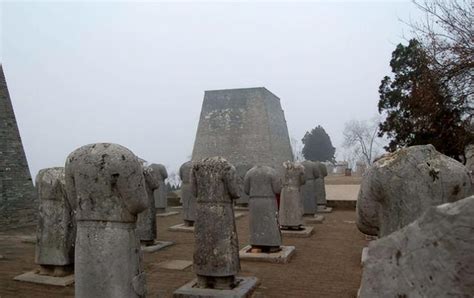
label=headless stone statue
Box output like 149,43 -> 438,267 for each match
315,161 -> 328,207
244,165 -> 282,252
153,164 -> 168,213
235,163 -> 252,206
357,145 -> 472,237
136,164 -> 161,245
180,160 -> 197,226
65,143 -> 148,298
300,160 -> 320,214
279,161 -> 306,230
191,157 -> 240,290
35,167 -> 75,277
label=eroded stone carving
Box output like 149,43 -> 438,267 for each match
279,161 -> 305,230
360,196 -> 474,297
153,164 -> 168,213
301,160 -> 320,214
191,157 -> 240,289
136,163 -> 161,245
180,160 -> 197,226
314,161 -> 328,207
35,167 -> 75,277
244,165 -> 282,252
65,143 -> 148,298
356,144 -> 472,237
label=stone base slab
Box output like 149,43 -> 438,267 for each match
234,212 -> 245,220
173,276 -> 259,298
234,206 -> 249,211
361,247 -> 369,267
316,206 -> 333,213
20,236 -> 36,244
239,245 -> 295,264
170,206 -> 183,210
156,211 -> 180,217
304,215 -> 325,224
14,271 -> 74,287
168,223 -> 195,233
281,226 -> 314,238
141,241 -> 174,253
157,259 -> 193,271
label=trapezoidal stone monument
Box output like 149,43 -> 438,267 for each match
191,87 -> 293,177
0,65 -> 37,231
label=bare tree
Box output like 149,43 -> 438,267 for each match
343,118 -> 384,166
408,0 -> 473,115
290,137 -> 305,162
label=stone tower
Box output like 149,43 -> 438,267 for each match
192,87 -> 293,174
0,65 -> 37,230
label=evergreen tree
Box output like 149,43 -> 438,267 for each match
302,125 -> 335,162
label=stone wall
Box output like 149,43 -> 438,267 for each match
0,65 -> 37,231
191,87 -> 293,175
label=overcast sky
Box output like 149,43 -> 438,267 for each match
2,1 -> 422,178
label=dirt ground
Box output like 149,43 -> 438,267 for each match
0,208 -> 368,298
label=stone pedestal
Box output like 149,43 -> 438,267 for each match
157,260 -> 193,271
316,206 -> 332,213
14,270 -> 74,287
156,211 -> 180,217
168,223 -> 195,233
141,241 -> 174,253
304,215 -> 325,224
281,226 -> 314,238
239,245 -> 295,264
173,276 -> 259,298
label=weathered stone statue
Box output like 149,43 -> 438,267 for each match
279,161 -> 305,230
65,143 -> 148,298
357,144 -> 472,237
300,160 -> 320,214
360,196 -> 474,297
153,163 -> 168,213
180,160 -> 197,226
35,167 -> 75,277
136,164 -> 161,245
244,165 -> 282,252
235,163 -> 252,206
191,157 -> 240,289
314,161 -> 328,208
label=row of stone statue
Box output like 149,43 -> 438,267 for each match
34,142 -> 327,297
355,144 -> 474,297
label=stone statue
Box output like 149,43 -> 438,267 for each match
465,144 -> 474,193
191,157 -> 240,289
65,143 -> 148,298
279,161 -> 306,230
360,196 -> 474,297
153,164 -> 168,213
180,160 -> 197,226
136,164 -> 161,245
35,167 -> 75,277
314,161 -> 328,208
300,160 -> 320,214
235,163 -> 252,206
356,144 -> 472,237
244,165 -> 282,252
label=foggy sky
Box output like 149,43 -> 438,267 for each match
1,1 -> 422,179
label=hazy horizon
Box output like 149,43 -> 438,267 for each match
1,1 -> 422,179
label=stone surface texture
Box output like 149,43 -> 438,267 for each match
279,161 -> 305,228
191,157 -> 241,277
0,65 -> 37,231
315,162 -> 328,206
180,161 -> 197,223
65,143 -> 148,298
235,163 -> 252,205
466,144 -> 474,192
191,87 -> 293,176
35,167 -> 75,267
136,163 -> 161,242
360,196 -> 474,297
356,144 -> 472,237
300,160 -> 320,214
244,165 -> 282,247
153,164 -> 168,210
